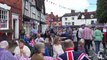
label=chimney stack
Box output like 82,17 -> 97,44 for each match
51,12 -> 53,14
84,9 -> 88,13
71,10 -> 75,13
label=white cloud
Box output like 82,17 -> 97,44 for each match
45,0 -> 89,16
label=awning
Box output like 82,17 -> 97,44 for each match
0,3 -> 11,10
36,20 -> 46,24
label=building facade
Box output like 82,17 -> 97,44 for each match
46,12 -> 62,28
23,0 -> 46,34
62,10 -> 97,26
0,0 -> 22,40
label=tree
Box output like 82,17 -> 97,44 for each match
96,0 -> 107,23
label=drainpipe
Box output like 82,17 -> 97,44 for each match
39,11 -> 42,33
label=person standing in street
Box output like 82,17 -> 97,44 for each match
31,27 -> 37,39
77,25 -> 85,41
93,26 -> 103,54
72,28 -> 78,51
82,25 -> 93,55
35,33 -> 44,43
24,34 -> 30,47
102,27 -> 107,49
20,29 -> 25,40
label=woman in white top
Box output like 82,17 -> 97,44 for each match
53,36 -> 64,58
72,28 -> 78,51
72,28 -> 77,42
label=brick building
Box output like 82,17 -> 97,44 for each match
46,12 -> 62,28
0,0 -> 22,40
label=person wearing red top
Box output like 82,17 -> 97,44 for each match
103,27 -> 107,48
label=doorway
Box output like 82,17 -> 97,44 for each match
12,14 -> 19,39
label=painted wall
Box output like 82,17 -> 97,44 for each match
62,16 -> 97,26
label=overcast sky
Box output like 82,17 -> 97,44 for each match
45,0 -> 97,16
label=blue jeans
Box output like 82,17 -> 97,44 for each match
95,41 -> 101,54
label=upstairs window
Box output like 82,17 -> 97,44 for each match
0,9 -> 9,30
31,7 -> 36,19
68,22 -> 71,25
31,7 -> 35,14
91,14 -> 94,19
72,17 -> 74,20
25,1 -> 29,10
65,22 -> 67,25
72,22 -> 74,25
91,20 -> 94,24
65,18 -> 67,20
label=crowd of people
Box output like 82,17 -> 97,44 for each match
0,24 -> 106,60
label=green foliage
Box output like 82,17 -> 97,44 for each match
96,0 -> 107,23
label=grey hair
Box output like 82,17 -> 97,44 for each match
0,41 -> 9,48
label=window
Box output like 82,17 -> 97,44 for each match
25,1 -> 29,9
31,7 -> 36,19
58,19 -> 60,21
91,14 -> 94,18
31,7 -> 35,14
65,18 -> 67,20
91,20 -> 94,24
68,22 -> 71,25
72,17 -> 74,20
0,9 -> 9,30
65,22 -> 67,25
58,22 -> 61,25
72,22 -> 74,25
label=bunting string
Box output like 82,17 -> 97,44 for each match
45,0 -> 76,11
45,0 -> 96,11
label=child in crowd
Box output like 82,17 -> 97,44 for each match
29,36 -> 35,47
78,39 -> 85,53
